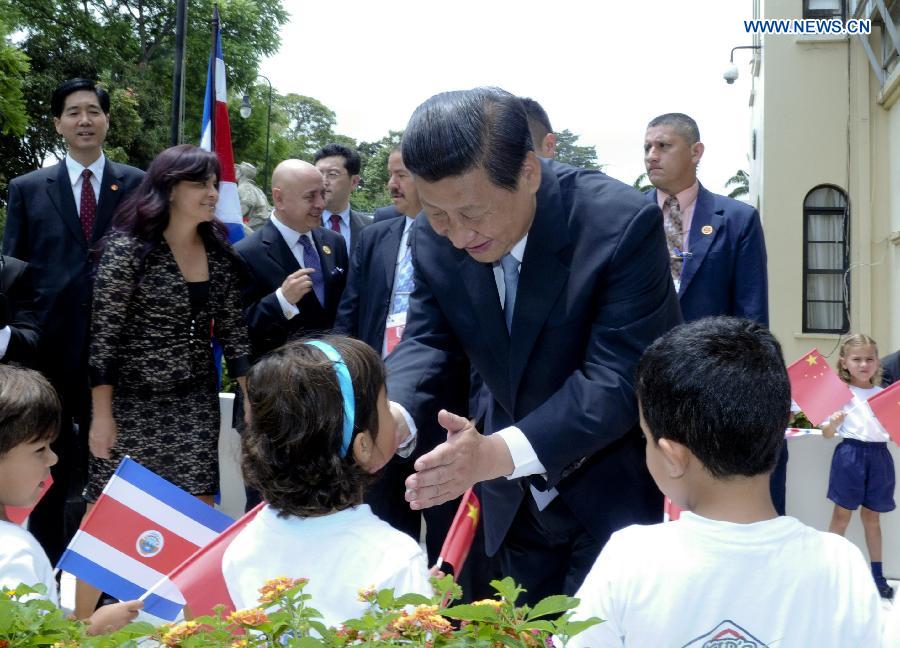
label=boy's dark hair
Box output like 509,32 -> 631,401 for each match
51,78 -> 110,118
0,365 -> 60,456
636,317 -> 789,478
313,143 -> 362,176
242,336 -> 385,517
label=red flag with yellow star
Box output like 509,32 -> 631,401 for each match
787,348 -> 853,426
437,488 -> 480,578
866,381 -> 900,445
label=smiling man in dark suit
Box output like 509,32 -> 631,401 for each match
235,159 -> 348,360
386,88 -> 681,605
643,112 -> 780,511
3,77 -> 144,564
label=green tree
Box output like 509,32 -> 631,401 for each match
0,13 -> 30,211
554,129 -> 600,170
351,130 -> 403,212
726,169 -> 750,200
4,0 -> 288,173
0,19 -> 28,138
632,172 -> 652,193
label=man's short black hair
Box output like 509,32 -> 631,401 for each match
636,317 -> 789,479
51,78 -> 110,118
519,96 -> 553,139
401,87 -> 532,191
647,112 -> 701,146
313,143 -> 362,176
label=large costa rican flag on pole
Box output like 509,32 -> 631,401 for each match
56,457 -> 233,620
201,4 -> 243,244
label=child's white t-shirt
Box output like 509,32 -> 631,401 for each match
564,512 -> 882,647
0,520 -> 59,606
839,385 -> 889,442
222,504 -> 431,625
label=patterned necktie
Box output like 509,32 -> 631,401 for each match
80,169 -> 97,242
298,235 -> 325,305
663,195 -> 684,281
500,253 -> 519,332
390,230 -> 414,315
328,213 -> 342,233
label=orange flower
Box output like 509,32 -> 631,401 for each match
160,620 -> 202,646
257,576 -> 307,604
387,605 -> 453,638
228,607 -> 269,627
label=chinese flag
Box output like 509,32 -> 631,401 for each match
867,381 -> 900,445
437,488 -> 480,578
787,349 -> 853,425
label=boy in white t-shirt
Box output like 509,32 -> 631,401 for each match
0,365 -> 141,634
565,317 -> 883,648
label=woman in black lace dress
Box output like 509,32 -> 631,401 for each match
86,144 -> 250,503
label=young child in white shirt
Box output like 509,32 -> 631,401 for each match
0,365 -> 141,634
223,337 -> 431,625
564,317 -> 883,648
820,333 -> 895,600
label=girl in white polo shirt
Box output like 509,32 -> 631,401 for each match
222,337 -> 431,626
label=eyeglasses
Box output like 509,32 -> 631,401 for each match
321,170 -> 346,181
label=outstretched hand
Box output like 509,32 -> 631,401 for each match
404,409 -> 513,510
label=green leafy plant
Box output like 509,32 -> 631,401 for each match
0,583 -> 153,647
1,577 -> 601,647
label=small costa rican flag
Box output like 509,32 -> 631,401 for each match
200,4 -> 243,244
56,457 -> 233,620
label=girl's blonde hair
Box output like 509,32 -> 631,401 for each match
837,333 -> 882,386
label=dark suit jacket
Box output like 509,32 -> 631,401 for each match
350,208 -> 373,245
373,205 -> 401,223
882,350 -> 900,387
0,255 -> 40,365
647,184 -> 768,325
334,215 -> 408,350
235,220 -> 348,358
2,158 -> 144,400
387,159 -> 682,555
90,231 -> 251,391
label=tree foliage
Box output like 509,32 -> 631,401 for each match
1,0 -> 604,217
554,129 -> 600,170
3,0 -> 287,175
632,172 -> 652,193
726,169 -> 749,200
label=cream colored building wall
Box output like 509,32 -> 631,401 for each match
757,0 -> 900,577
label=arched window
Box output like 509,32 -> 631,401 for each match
802,185 -> 849,333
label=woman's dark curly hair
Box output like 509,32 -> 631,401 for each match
100,144 -> 236,271
242,336 -> 387,517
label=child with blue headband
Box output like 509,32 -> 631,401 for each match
222,337 -> 431,625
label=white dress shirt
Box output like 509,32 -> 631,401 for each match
269,212 -> 316,319
322,206 -> 351,252
65,153 -> 105,216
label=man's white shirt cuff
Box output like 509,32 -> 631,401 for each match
0,326 -> 10,360
275,287 -> 299,319
391,401 -> 418,458
495,426 -> 547,478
